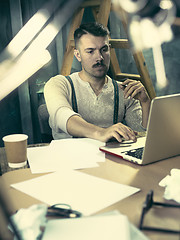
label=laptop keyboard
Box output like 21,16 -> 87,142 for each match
122,147 -> 144,160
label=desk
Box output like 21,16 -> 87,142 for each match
1,149 -> 180,240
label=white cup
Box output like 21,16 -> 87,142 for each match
3,134 -> 28,168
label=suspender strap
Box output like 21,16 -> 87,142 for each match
112,79 -> 119,124
65,76 -> 119,124
65,76 -> 78,113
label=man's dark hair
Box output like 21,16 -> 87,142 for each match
74,22 -> 110,48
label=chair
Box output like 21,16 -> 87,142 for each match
37,104 -> 53,143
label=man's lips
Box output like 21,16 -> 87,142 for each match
93,63 -> 106,68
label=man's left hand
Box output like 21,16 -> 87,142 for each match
120,79 -> 150,103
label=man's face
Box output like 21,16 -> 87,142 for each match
74,33 -> 110,79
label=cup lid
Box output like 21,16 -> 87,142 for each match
2,134 -> 28,142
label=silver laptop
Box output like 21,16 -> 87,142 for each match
100,93 -> 180,165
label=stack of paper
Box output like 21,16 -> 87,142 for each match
27,138 -> 105,173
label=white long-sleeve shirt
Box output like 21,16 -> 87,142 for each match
44,72 -> 146,139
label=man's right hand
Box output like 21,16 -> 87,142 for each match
95,122 -> 137,143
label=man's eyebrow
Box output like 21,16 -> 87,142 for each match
100,44 -> 109,49
84,44 -> 109,51
84,47 -> 95,51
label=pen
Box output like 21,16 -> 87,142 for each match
119,78 -> 128,89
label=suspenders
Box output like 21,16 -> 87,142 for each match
65,76 -> 78,113
65,76 -> 119,124
112,79 -> 119,124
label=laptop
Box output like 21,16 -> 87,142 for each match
100,93 -> 180,165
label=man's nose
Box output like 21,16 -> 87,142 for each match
96,50 -> 104,61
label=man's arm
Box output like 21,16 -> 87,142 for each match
121,79 -> 151,128
140,99 -> 151,128
67,115 -> 137,142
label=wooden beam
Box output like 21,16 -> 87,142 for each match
133,51 -> 156,99
116,73 -> 141,81
110,39 -> 129,49
81,0 -> 101,8
96,0 -> 111,25
60,7 -> 84,75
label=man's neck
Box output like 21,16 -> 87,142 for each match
79,71 -> 107,96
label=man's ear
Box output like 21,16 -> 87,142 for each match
74,49 -> 81,62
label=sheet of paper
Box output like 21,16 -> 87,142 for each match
49,138 -> 105,163
28,138 -> 105,174
42,214 -> 130,240
96,210 -> 149,240
27,146 -> 99,174
11,170 -> 140,216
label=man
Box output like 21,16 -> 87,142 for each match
44,22 -> 151,142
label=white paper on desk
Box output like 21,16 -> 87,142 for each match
42,214 -> 130,240
11,170 -> 140,216
49,138 -> 105,163
97,210 -> 149,240
28,138 -> 105,174
27,146 -> 98,174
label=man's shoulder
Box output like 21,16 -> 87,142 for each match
46,74 -> 65,83
44,75 -> 69,92
46,72 -> 77,84
51,72 -> 79,81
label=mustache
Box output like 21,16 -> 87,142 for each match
92,62 -> 105,68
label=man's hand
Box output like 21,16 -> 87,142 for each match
120,79 -> 151,129
120,79 -> 150,103
95,122 -> 137,143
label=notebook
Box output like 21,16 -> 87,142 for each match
100,93 -> 180,165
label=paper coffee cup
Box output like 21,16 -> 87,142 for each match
3,134 -> 28,168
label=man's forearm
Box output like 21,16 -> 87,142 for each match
66,115 -> 137,143
67,115 -> 102,140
